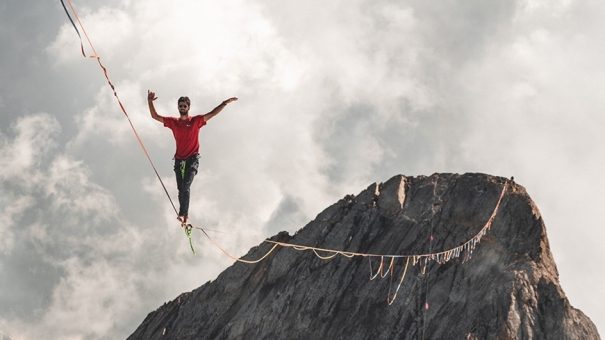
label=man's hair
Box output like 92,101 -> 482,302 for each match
178,96 -> 190,106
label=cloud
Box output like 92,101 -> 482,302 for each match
0,114 -> 59,255
0,114 -> 60,182
0,196 -> 32,255
48,4 -> 134,64
49,0 -> 337,244
455,1 -> 605,328
0,113 -> 222,339
1,0 -> 603,338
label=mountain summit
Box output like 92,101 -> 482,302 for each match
129,173 -> 599,339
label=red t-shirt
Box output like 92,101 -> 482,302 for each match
163,115 -> 207,160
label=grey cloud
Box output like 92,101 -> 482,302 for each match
0,113 -> 215,338
301,2 -> 504,184
1,0 -> 603,338
264,194 -> 308,235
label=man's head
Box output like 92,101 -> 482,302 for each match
178,96 -> 190,115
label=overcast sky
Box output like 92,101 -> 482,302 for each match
1,0 -> 604,338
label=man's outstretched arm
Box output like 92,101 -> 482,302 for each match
148,90 -> 164,123
202,97 -> 238,122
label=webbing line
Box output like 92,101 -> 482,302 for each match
59,0 -> 86,57
60,0 -> 512,307
188,181 -> 508,264
60,0 -> 179,216
59,2 -> 511,288
191,224 -> 280,264
387,257 -> 410,305
181,180 -> 505,305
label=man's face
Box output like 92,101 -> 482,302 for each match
178,101 -> 190,115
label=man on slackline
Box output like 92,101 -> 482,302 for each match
147,90 -> 238,224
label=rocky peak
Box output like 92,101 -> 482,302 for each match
129,173 -> 600,339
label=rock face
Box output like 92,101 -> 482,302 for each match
129,173 -> 600,340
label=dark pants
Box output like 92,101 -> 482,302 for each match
174,154 -> 199,218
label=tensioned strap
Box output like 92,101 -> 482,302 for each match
59,0 -> 87,57
60,0 -> 179,216
190,181 -> 508,263
59,0 -> 510,273
60,1 -> 511,306
191,224 -> 281,264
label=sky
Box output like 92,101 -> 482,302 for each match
0,0 -> 604,338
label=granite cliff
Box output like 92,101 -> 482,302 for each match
129,173 -> 600,339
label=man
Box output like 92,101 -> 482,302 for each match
147,90 -> 238,224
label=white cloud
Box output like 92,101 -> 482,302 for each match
49,5 -> 133,63
37,258 -> 142,339
455,1 -> 605,332
0,114 -> 60,183
1,0 -> 603,338
0,113 -> 210,339
0,114 -> 59,255
45,155 -> 119,225
50,0 -> 338,235
520,0 -> 573,16
0,196 -> 32,255
52,1 -> 605,335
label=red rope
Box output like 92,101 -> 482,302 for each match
61,0 -> 179,216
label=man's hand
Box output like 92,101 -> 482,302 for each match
148,90 -> 158,102
147,90 -> 163,123
222,97 -> 238,105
